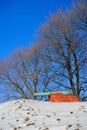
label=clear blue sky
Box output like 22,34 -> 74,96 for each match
0,0 -> 74,59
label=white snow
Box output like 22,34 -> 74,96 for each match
0,99 -> 87,130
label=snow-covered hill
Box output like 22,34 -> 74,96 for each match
0,99 -> 87,130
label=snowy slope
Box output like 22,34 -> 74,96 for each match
0,99 -> 87,130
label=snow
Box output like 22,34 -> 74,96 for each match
0,99 -> 87,130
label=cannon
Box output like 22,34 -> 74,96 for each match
33,91 -> 71,96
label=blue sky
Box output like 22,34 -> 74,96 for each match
0,0 -> 74,59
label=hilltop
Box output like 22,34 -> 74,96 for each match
0,99 -> 87,130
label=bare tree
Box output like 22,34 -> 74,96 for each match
0,44 -> 51,101
37,6 -> 87,100
71,0 -> 87,100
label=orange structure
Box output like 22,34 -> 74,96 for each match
49,93 -> 80,102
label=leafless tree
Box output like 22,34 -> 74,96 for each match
37,3 -> 87,100
0,45 -> 51,101
71,0 -> 87,100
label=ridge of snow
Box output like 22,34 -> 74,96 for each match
0,99 -> 87,130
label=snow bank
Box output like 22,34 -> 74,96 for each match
0,99 -> 87,130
